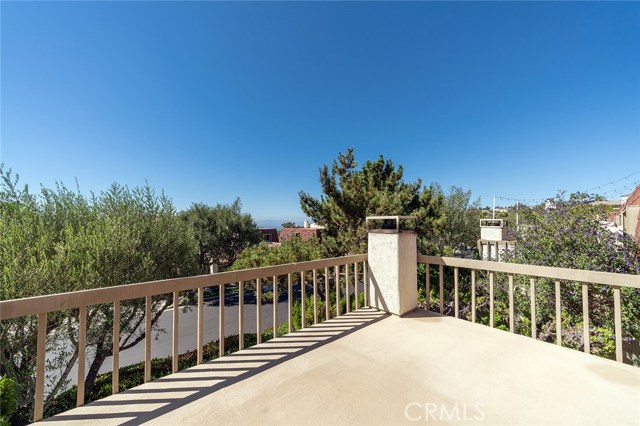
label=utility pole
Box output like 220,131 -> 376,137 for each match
493,195 -> 496,220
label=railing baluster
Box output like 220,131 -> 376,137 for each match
364,260 -> 369,307
324,267 -> 330,320
313,270 -> 318,325
555,280 -> 562,346
439,265 -> 444,314
471,270 -> 476,323
113,300 -> 120,393
145,295 -> 151,382
273,276 -> 278,338
34,312 -> 46,421
426,263 -> 431,312
454,267 -> 459,318
77,306 -> 86,407
346,263 -> 351,313
336,265 -> 341,316
613,286 -> 622,362
239,281 -> 244,350
509,274 -> 514,333
288,273 -> 293,333
354,262 -> 359,310
219,284 -> 225,357
301,271 -> 306,329
197,287 -> 204,364
530,278 -> 536,339
582,282 -> 589,354
257,278 -> 262,344
489,272 -> 494,327
172,291 -> 179,373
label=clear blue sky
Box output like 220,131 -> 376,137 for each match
2,1 -> 639,223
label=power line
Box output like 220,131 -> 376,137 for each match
493,172 -> 640,206
582,170 -> 640,192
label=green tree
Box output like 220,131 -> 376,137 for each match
181,199 -> 261,272
432,184 -> 482,255
230,236 -> 327,270
508,192 -> 640,356
280,221 -> 297,228
0,166 -> 199,422
298,148 -> 444,256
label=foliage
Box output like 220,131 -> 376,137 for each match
507,192 -> 640,356
280,221 -> 297,228
181,199 -> 261,271
0,165 -> 199,422
230,236 -> 327,270
431,184 -> 482,256
0,376 -> 16,426
299,148 -> 443,256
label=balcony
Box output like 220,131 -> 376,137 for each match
33,308 -> 640,425
1,218 -> 639,425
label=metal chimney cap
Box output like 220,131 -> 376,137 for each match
366,216 -> 417,234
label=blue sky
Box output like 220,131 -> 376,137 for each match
2,1 -> 639,223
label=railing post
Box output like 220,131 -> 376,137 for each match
34,312 -> 47,422
555,280 -> 562,346
273,276 -> 278,338
324,267 -> 330,319
439,265 -> 444,314
77,306 -> 86,407
257,278 -> 262,344
509,274 -> 514,333
239,281 -> 244,350
313,270 -> 318,325
366,216 -> 417,316
113,300 -> 120,394
288,273 -> 293,333
454,267 -> 459,318
219,284 -> 225,357
172,292 -> 179,373
425,264 -> 431,311
613,286 -> 622,362
471,270 -> 476,323
145,296 -> 152,382
301,271 -> 306,328
489,272 -> 494,327
582,283 -> 589,354
530,278 -> 536,339
197,288 -> 204,363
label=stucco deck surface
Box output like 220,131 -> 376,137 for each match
40,308 -> 640,426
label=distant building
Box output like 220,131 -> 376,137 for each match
259,228 -> 279,243
610,184 -> 640,241
280,222 -> 325,242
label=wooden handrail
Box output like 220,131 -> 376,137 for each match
418,255 -> 640,289
0,254 -> 367,320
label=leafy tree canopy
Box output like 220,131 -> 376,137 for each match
298,148 -> 444,256
432,184 -> 482,256
180,199 -> 261,271
0,165 -> 199,421
511,192 -> 640,274
230,236 -> 327,270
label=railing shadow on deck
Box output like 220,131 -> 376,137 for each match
39,309 -> 389,426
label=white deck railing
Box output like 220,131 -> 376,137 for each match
0,254 -> 368,422
418,255 -> 640,363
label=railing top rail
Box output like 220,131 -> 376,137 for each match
0,254 -> 367,321
418,255 -> 640,289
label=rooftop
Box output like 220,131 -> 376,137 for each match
40,308 -> 640,426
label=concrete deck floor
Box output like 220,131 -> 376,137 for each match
40,308 -> 640,426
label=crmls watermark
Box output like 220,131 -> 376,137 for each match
404,402 -> 486,422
